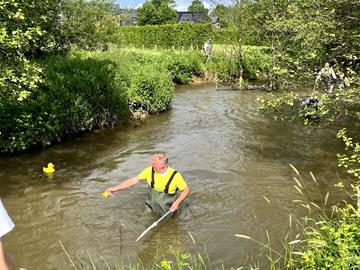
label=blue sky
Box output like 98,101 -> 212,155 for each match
116,0 -> 212,11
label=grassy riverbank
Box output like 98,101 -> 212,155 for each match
1,46 -> 270,154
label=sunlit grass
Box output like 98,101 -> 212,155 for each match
235,164 -> 359,269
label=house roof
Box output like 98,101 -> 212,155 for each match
117,8 -> 137,17
176,11 -> 208,23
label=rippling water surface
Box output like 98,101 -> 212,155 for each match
0,83 -> 352,269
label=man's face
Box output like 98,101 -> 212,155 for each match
152,155 -> 166,172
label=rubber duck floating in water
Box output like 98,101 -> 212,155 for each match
102,191 -> 113,198
43,162 -> 55,174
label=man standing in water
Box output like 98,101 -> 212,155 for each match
315,61 -> 337,93
105,153 -> 190,216
0,199 -> 16,270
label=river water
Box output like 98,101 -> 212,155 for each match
0,83 -> 352,269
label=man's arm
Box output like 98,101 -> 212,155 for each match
105,176 -> 140,195
170,186 -> 190,212
0,239 -> 15,270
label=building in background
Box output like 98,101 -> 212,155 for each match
176,11 -> 208,24
118,9 -> 137,26
210,16 -> 220,29
117,8 -> 220,28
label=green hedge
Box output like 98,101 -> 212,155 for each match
212,29 -> 239,44
113,23 -> 213,49
113,24 -> 258,47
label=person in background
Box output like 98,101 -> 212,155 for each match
315,61 -> 337,93
0,198 -> 16,270
105,153 -> 190,216
203,39 -> 213,63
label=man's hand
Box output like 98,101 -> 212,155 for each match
104,187 -> 117,197
170,186 -> 190,212
170,202 -> 179,212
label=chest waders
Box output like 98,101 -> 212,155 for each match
145,169 -> 178,216
320,68 -> 336,92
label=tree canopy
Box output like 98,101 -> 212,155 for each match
0,0 -> 118,102
210,4 -> 236,28
136,0 -> 177,25
188,0 -> 208,13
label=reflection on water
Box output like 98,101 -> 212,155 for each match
0,83 -> 353,269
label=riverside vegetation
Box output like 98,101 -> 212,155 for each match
0,45 -> 269,154
1,0 -> 267,154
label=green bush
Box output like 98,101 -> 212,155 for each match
128,65 -> 173,113
207,56 -> 240,82
113,24 -> 256,49
42,53 -> 129,126
207,45 -> 271,83
0,53 -> 129,153
166,51 -> 205,84
0,47 -> 207,153
212,29 -> 239,44
242,46 -> 271,80
298,204 -> 360,269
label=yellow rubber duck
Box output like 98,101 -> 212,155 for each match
102,191 -> 110,198
43,162 -> 55,174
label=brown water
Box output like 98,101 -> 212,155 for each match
0,83 -> 353,269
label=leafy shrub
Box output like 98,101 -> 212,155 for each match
128,65 -> 173,113
298,204 -> 360,270
207,45 -> 271,84
166,51 -> 205,84
257,92 -> 300,121
242,46 -> 271,80
212,29 -> 239,44
0,53 -> 129,153
207,56 -> 240,83
0,47 -> 207,153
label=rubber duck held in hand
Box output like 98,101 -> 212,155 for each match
43,162 -> 55,174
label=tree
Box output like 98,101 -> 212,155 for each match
57,0 -> 119,50
0,0 -> 60,101
238,0 -> 360,89
136,0 -> 177,25
152,0 -> 175,8
136,2 -> 157,25
157,3 -> 178,24
0,0 -> 118,102
188,0 -> 208,13
255,0 -> 360,125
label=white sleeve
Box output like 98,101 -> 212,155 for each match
331,68 -> 337,79
0,199 -> 15,238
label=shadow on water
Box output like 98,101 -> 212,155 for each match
0,83 -> 356,269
